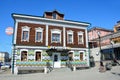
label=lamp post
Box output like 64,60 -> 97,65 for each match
12,44 -> 15,74
87,23 -> 92,67
97,31 -> 102,61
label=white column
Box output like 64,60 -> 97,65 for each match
85,28 -> 88,48
63,27 -> 66,48
46,25 -> 48,46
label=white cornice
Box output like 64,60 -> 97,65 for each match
13,14 -> 90,27
15,45 -> 87,51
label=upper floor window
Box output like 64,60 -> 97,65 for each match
79,52 -> 84,61
67,30 -> 74,44
21,26 -> 30,42
78,31 -> 84,44
52,13 -> 57,19
51,29 -> 61,43
35,27 -> 43,42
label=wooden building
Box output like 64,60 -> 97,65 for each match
12,10 -> 90,74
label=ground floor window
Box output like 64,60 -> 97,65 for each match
68,52 -> 73,61
35,51 -> 41,61
80,52 -> 83,61
21,51 -> 27,61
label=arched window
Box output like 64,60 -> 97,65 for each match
68,52 -> 73,61
21,51 -> 27,61
80,52 -> 83,61
35,51 -> 41,61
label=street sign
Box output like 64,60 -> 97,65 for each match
5,27 -> 13,35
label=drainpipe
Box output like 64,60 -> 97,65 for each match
12,44 -> 15,74
87,23 -> 92,67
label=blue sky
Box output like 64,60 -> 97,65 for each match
0,0 -> 120,56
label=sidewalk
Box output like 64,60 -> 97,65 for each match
0,66 -> 120,80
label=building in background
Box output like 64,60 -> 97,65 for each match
111,21 -> 120,60
88,27 -> 113,64
12,10 -> 90,74
88,27 -> 113,48
89,24 -> 120,66
0,52 -> 9,63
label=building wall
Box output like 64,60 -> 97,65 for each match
12,11 -> 90,74
16,22 -> 87,48
89,28 -> 113,47
48,25 -> 63,46
0,52 -> 9,63
17,22 -> 46,46
66,27 -> 86,48
112,22 -> 120,43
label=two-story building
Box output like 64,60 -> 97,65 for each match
12,10 -> 90,74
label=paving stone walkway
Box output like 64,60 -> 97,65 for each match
0,66 -> 120,80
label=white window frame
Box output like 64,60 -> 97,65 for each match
20,49 -> 28,61
67,30 -> 74,44
21,26 -> 30,42
35,27 -> 43,42
78,31 -> 84,44
34,50 -> 42,61
51,29 -> 61,43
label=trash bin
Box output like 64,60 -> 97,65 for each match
105,63 -> 112,70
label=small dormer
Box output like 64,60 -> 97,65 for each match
44,10 -> 64,20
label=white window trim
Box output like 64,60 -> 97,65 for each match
20,49 -> 28,61
67,30 -> 74,44
68,51 -> 74,60
35,27 -> 43,42
78,31 -> 84,44
21,26 -> 30,42
51,29 -> 61,43
34,50 -> 42,61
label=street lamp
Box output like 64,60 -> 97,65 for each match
12,44 -> 15,74
97,31 -> 102,61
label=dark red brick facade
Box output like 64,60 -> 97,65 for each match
16,22 -> 86,48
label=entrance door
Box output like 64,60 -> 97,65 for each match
53,53 -> 61,68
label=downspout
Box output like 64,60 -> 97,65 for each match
87,23 -> 92,67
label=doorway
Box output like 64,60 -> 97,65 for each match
53,53 -> 61,68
